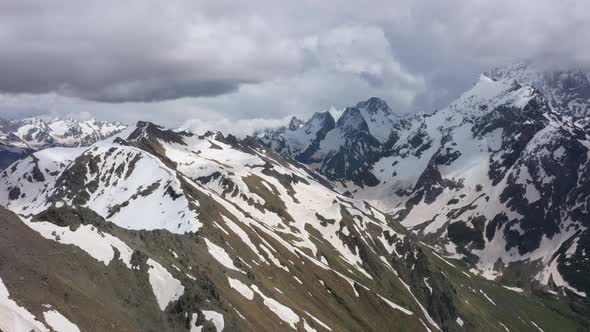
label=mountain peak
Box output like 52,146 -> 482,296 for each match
129,121 -> 188,145
336,107 -> 369,132
287,116 -> 304,131
351,97 -> 399,143
308,110 -> 335,125
301,111 -> 336,135
355,97 -> 393,116
486,61 -> 590,119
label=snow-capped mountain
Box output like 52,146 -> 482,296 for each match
260,63 -> 590,301
260,97 -> 400,186
4,117 -> 127,149
0,117 -> 126,169
1,120 -> 586,331
487,61 -> 590,123
260,111 -> 336,164
354,96 -> 400,143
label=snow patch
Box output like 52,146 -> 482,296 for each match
202,310 -> 225,332
0,278 -> 48,332
499,322 -> 510,331
531,321 -> 545,332
252,285 -> 300,328
502,286 -> 524,293
205,238 -> 243,273
479,289 -> 496,306
377,294 -> 413,315
24,219 -> 133,268
456,317 -> 464,327
304,311 -> 332,331
227,277 -> 254,300
147,259 -> 185,310
43,310 -> 80,332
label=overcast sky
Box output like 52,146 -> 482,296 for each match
0,0 -> 588,134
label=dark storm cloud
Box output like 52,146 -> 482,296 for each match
0,1 -> 302,103
0,53 -> 247,102
63,79 -> 246,103
0,0 -> 589,126
0,106 -> 48,120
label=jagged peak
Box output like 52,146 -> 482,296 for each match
336,107 -> 369,132
288,116 -> 304,131
486,60 -> 533,78
486,60 -> 590,91
308,110 -> 335,123
485,59 -> 584,80
134,120 -> 160,130
355,97 -> 393,116
486,62 -> 590,118
303,111 -> 336,131
18,117 -> 49,127
446,73 -> 535,115
11,115 -> 125,130
128,121 -> 188,145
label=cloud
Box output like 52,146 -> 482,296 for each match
0,23 -> 424,127
0,1 -> 306,102
377,0 -> 590,110
178,117 -> 289,138
0,0 -> 588,125
63,79 -> 244,103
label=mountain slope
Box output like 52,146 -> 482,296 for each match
1,121 -> 587,331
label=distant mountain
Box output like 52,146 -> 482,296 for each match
1,120 -> 587,331
487,60 -> 590,123
3,117 -> 127,148
260,111 -> 336,164
260,62 -> 590,301
260,97 -> 400,185
0,117 -> 126,169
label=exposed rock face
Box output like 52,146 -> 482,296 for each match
2,120 -> 588,331
319,107 -> 382,186
0,144 -> 33,170
287,116 -> 304,131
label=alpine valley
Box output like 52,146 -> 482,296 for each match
0,61 -> 589,332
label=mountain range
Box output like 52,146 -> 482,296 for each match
0,117 -> 126,169
261,61 -> 590,299
0,61 -> 589,331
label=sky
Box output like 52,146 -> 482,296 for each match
0,0 -> 589,134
